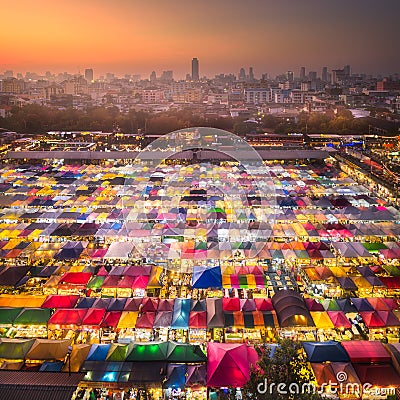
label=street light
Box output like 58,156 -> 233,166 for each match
67,345 -> 72,376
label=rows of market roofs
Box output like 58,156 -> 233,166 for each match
0,156 -> 400,398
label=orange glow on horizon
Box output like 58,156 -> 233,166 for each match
1,0 -> 399,78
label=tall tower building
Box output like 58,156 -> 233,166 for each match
192,58 -> 199,81
287,71 -> 294,83
150,71 -> 157,82
344,65 -> 351,77
239,68 -> 246,81
249,67 -> 254,81
85,68 -> 94,82
322,67 -> 328,82
300,67 -> 306,80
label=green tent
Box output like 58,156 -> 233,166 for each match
321,299 -> 340,311
13,308 -> 51,325
382,264 -> 400,277
195,242 -> 207,250
87,275 -> 105,289
0,338 -> 35,359
106,343 -> 130,362
126,341 -> 169,362
362,242 -> 388,253
166,342 -> 206,363
0,307 -> 23,325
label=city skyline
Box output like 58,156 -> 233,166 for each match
1,0 -> 400,79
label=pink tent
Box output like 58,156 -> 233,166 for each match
207,343 -> 258,387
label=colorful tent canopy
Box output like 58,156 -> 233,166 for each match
342,341 -> 391,363
171,299 -> 190,329
207,343 -> 258,388
25,339 -> 72,361
327,311 -> 352,329
303,341 -> 349,363
192,266 -> 222,289
13,308 -> 51,325
41,295 -> 79,309
272,289 -> 314,327
0,338 -> 35,359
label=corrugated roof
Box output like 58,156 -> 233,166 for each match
0,386 -> 77,400
0,371 -> 85,386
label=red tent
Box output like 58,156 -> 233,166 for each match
189,311 -> 207,328
207,343 -> 258,387
97,266 -> 109,276
359,311 -> 386,329
367,298 -> 391,311
41,295 -> 79,309
60,272 -> 92,285
117,276 -> 135,289
141,297 -> 159,312
375,311 -> 400,327
380,277 -> 400,289
342,341 -> 391,363
382,298 -> 398,310
48,308 -> 86,327
157,299 -> 174,312
135,312 -> 156,329
353,363 -> 400,386
124,298 -> 143,311
305,298 -> 324,311
254,298 -> 274,311
131,275 -> 149,289
100,311 -> 122,328
102,275 -> 121,288
327,311 -> 352,329
82,308 -> 106,326
222,298 -> 240,311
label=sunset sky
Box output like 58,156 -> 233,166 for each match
2,0 -> 399,79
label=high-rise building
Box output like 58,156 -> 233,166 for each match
344,65 -> 351,77
85,68 -> 94,82
322,67 -> 328,82
160,70 -> 173,82
150,71 -> 157,82
239,68 -> 246,81
287,71 -> 294,83
249,67 -> 254,81
300,67 -> 306,80
192,58 -> 199,81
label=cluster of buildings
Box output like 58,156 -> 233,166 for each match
1,61 -> 400,121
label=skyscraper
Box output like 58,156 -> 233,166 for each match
150,71 -> 157,82
287,71 -> 294,83
322,67 -> 328,82
85,68 -> 93,82
300,67 -> 306,80
239,68 -> 246,81
344,65 -> 351,77
192,58 -> 199,81
249,67 -> 254,81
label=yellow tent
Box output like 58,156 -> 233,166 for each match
117,311 -> 138,329
310,311 -> 334,329
0,295 -> 47,308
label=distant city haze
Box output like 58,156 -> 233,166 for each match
1,0 -> 400,79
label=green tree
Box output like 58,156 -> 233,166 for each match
243,339 -> 323,400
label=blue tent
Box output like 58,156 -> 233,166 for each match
303,341 -> 349,363
39,361 -> 64,372
171,299 -> 191,329
191,266 -> 222,289
86,344 -> 111,361
163,364 -> 187,389
76,297 -> 96,309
